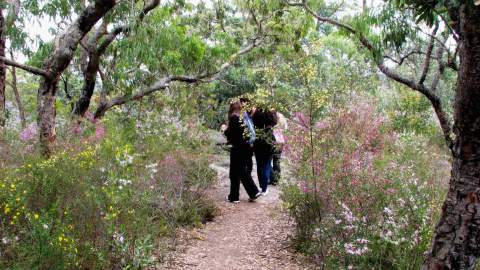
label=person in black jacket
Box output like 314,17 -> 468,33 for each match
224,101 -> 261,203
252,108 -> 278,195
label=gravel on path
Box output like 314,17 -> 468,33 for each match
157,154 -> 312,270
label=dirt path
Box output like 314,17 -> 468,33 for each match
158,153 -> 311,270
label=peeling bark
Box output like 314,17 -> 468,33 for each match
37,0 -> 116,156
424,4 -> 480,269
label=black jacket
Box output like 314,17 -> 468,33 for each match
252,110 -> 277,159
225,114 -> 250,149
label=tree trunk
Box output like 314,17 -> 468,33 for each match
424,4 -> 480,269
0,9 -> 6,130
10,57 -> 26,128
72,53 -> 99,116
36,0 -> 116,156
37,79 -> 57,154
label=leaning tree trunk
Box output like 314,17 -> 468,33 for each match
72,53 -> 99,117
0,9 -> 6,130
424,4 -> 480,269
36,0 -> 116,156
10,61 -> 26,129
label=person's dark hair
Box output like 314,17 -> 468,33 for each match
239,97 -> 251,104
252,108 -> 277,128
228,101 -> 242,118
266,110 -> 278,127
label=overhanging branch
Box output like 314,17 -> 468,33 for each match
288,0 -> 455,151
72,0 -> 161,117
0,57 -> 51,77
97,0 -> 160,55
94,36 -> 264,119
384,50 -> 423,66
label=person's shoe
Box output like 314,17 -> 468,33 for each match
260,189 -> 269,196
225,195 -> 240,203
248,192 -> 262,202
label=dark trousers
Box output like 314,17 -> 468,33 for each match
255,153 -> 273,192
229,146 -> 259,201
270,147 -> 282,184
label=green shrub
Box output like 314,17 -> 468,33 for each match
0,113 -> 217,269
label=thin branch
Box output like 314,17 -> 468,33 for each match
415,26 -> 459,71
0,57 -> 51,77
288,0 -> 455,151
419,22 -> 439,85
97,0 -> 160,55
94,36 -> 264,119
434,9 -> 459,42
219,79 -> 236,87
248,2 -> 262,34
289,1 -> 356,34
96,26 -> 127,55
139,0 -> 160,21
384,50 -> 423,66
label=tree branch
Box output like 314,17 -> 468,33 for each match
289,0 -> 455,151
139,0 -> 160,21
94,36 -> 264,119
384,50 -> 423,66
418,22 -> 439,85
416,26 -> 459,72
0,57 -> 51,77
46,0 -> 116,78
97,0 -> 160,55
72,0 -> 160,116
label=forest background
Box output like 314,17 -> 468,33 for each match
0,0 -> 478,269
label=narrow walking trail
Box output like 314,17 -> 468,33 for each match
159,152 -> 311,270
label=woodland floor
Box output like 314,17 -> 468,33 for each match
156,149 -> 312,270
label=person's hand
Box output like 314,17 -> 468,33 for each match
220,124 -> 228,132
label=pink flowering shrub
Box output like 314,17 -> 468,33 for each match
282,100 -> 449,269
69,111 -> 107,142
19,123 -> 37,142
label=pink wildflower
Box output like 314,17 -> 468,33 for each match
19,124 -> 37,142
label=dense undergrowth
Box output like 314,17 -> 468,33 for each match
282,99 -> 450,269
0,109 -> 217,269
